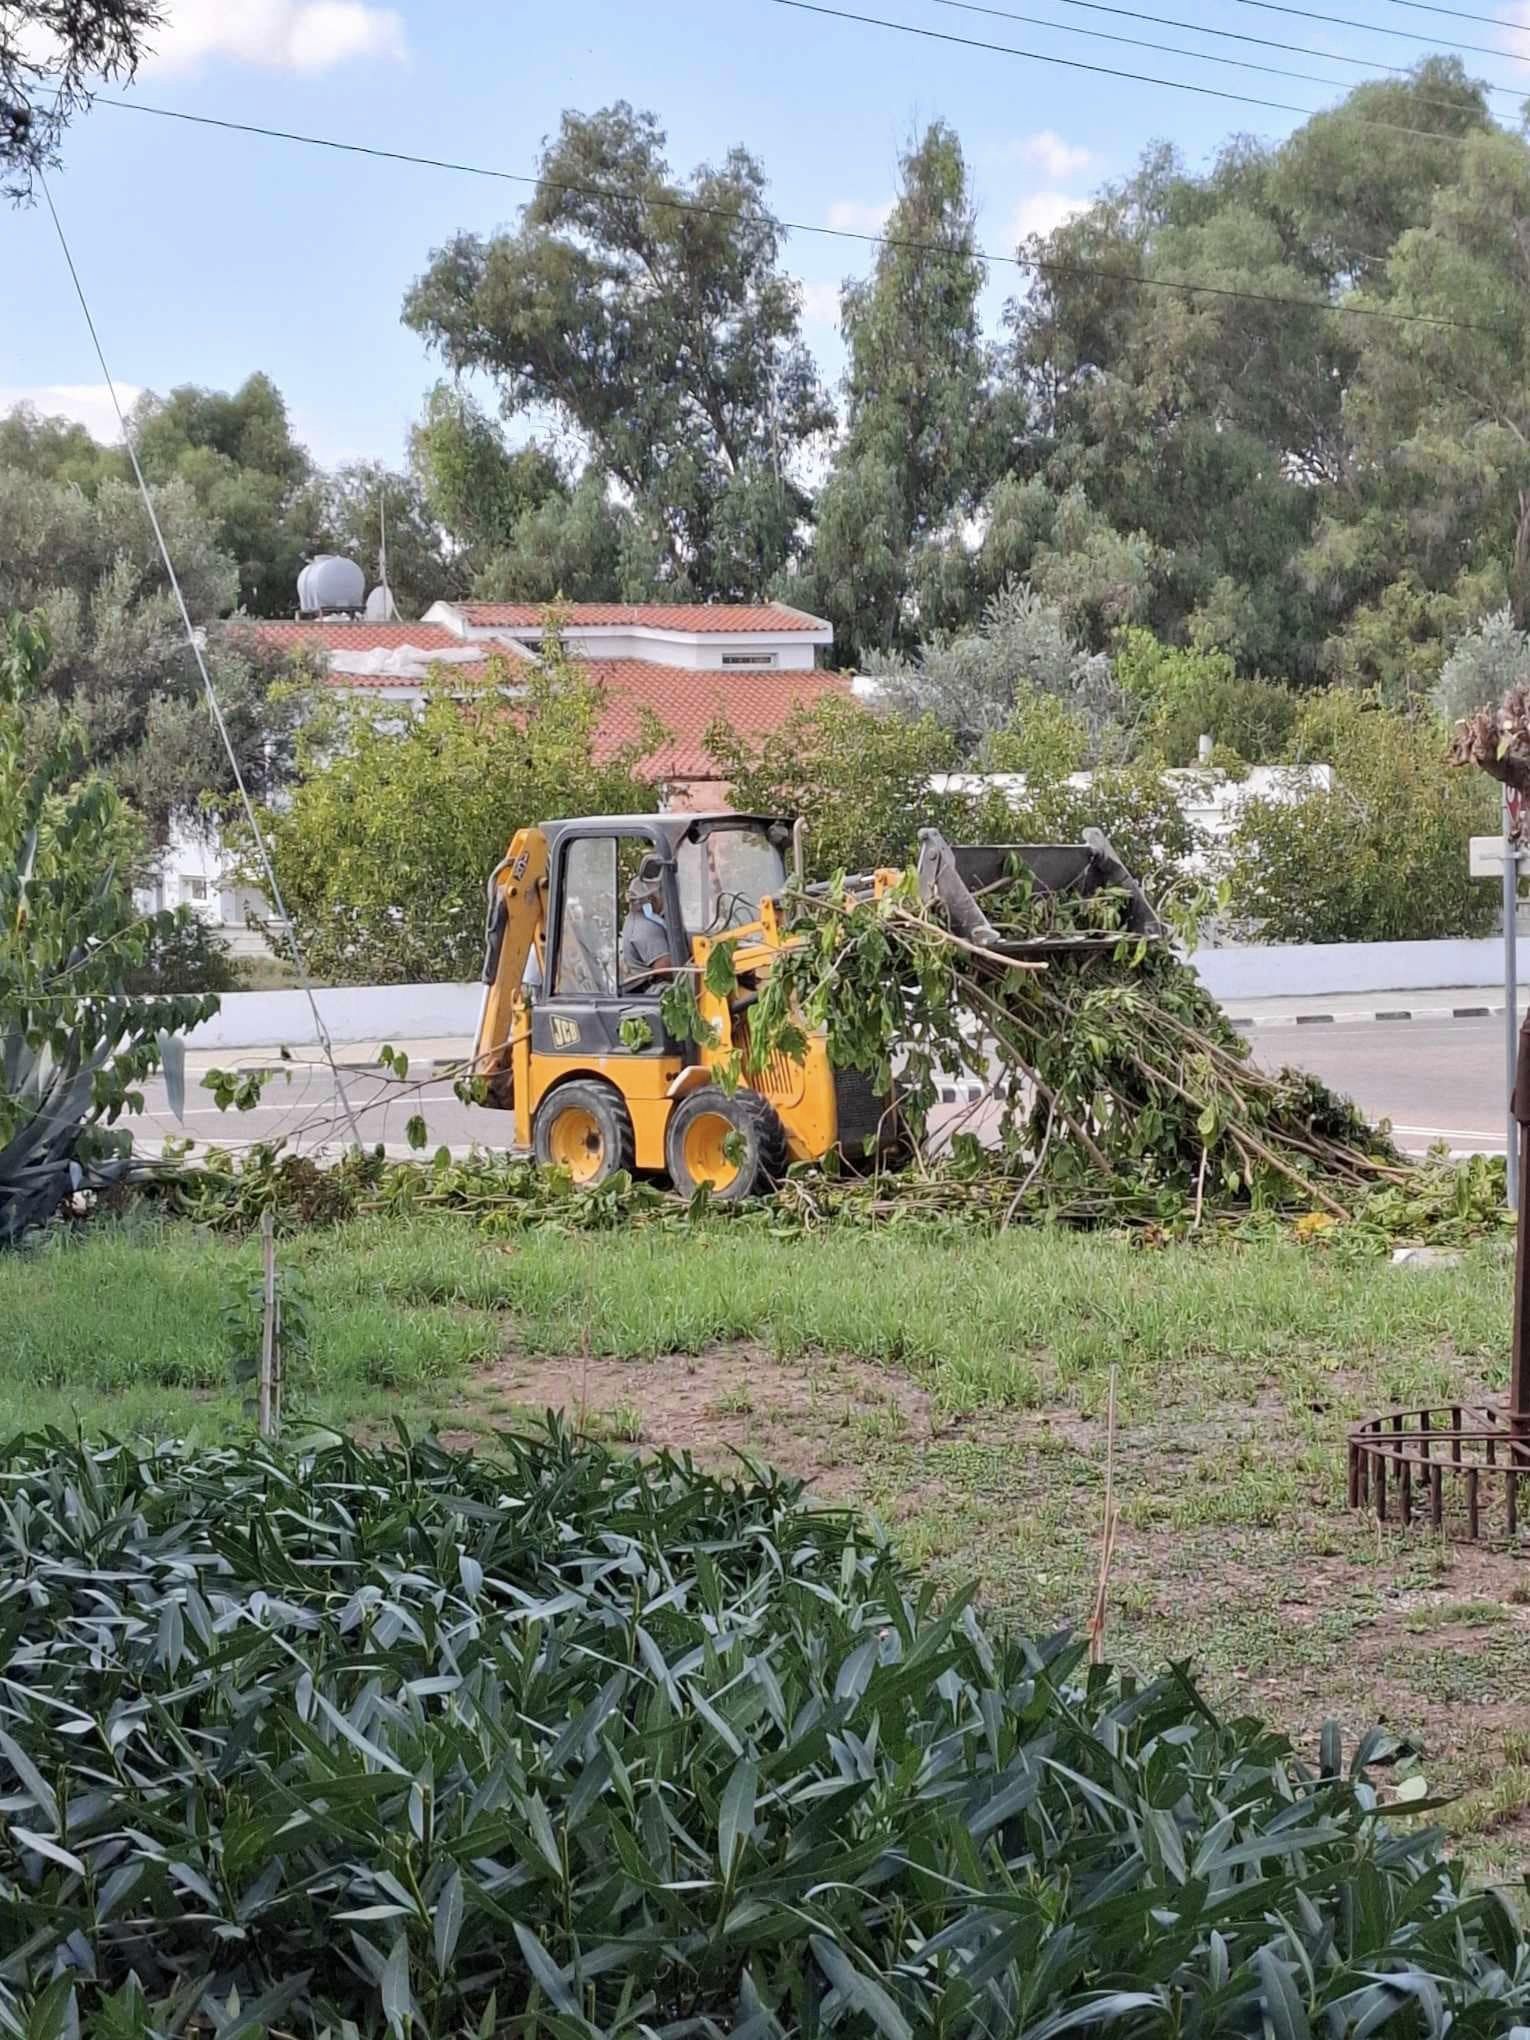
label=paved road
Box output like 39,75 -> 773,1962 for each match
1252,1017 -> 1510,1155
128,1015 -> 1519,1160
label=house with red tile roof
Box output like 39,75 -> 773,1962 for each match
240,600 -> 848,803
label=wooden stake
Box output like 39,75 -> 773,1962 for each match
1088,1366 -> 1120,1666
259,1209 -> 277,1440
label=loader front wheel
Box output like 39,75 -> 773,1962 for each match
665,1088 -> 788,1204
533,1081 -> 634,1188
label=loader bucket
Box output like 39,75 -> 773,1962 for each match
914,826 -> 1163,959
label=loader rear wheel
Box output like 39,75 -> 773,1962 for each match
665,1088 -> 788,1204
533,1081 -> 634,1188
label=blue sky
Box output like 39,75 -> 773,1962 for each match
6,0 -> 1530,471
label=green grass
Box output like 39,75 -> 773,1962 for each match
0,1213 -> 1508,1436
4,1210 -> 1528,1881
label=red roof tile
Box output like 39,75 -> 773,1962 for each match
460,602 -> 828,634
582,660 -> 850,778
317,654 -> 850,770
241,621 -> 467,652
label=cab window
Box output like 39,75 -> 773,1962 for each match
553,837 -> 617,996
675,826 -> 787,935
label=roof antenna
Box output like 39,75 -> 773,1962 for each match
364,483 -> 400,621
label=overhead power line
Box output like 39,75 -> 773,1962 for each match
1377,0 -> 1530,33
1219,0 -> 1530,64
935,0 -> 1528,100
767,0 -> 1501,130
87,94 -> 1503,332
922,0 -> 1509,103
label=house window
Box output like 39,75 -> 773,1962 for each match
720,651 -> 778,667
182,876 -> 210,902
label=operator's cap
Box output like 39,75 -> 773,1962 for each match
626,854 -> 663,905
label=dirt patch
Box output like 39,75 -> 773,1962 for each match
473,1344 -> 935,1497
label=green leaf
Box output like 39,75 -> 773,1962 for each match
405,1113 -> 428,1151
9,1826 -> 84,1875
433,1868 -> 465,1973
0,1726 -> 60,1831
718,1754 -> 757,1875
810,1934 -> 912,2040
1254,1945 -> 1311,2040
704,942 -> 738,997
381,1933 -> 415,2037
311,1690 -> 410,1776
511,1923 -> 579,2016
21,1976 -> 77,2040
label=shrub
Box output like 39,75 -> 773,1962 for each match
875,581 -> 1128,760
120,910 -> 241,997
1,614 -> 218,1243
707,693 -> 964,876
709,694 -> 1200,904
1113,629 -> 1300,766
1223,690 -> 1496,943
5,1428 -> 1527,2040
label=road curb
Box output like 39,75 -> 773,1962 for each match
202,1055 -> 467,1080
1229,1004 -> 1508,1030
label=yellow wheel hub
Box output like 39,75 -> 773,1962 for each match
682,1111 -> 741,1190
547,1105 -> 606,1184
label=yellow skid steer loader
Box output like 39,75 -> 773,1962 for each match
471,812 -> 1157,1200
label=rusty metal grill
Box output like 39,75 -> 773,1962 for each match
1349,1405 -> 1530,1540
1344,1005 -> 1530,1543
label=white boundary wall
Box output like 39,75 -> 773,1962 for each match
1190,938 -> 1504,1003
182,984 -> 483,1050
181,938 -> 1509,1050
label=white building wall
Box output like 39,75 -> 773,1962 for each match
138,818 -> 279,958
419,603 -> 827,669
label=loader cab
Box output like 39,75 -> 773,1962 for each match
532,814 -> 789,1061
542,817 -> 788,979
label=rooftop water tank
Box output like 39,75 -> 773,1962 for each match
296,555 -> 366,617
364,581 -> 400,622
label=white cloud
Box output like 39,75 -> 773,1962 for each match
145,0 -> 407,75
1007,191 -> 1089,244
0,383 -> 142,441
1015,130 -> 1094,181
796,278 -> 843,327
826,197 -> 893,235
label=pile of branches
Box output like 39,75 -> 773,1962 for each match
749,864 -> 1416,1228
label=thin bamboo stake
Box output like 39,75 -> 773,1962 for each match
1088,1366 -> 1120,1666
258,1209 -> 277,1440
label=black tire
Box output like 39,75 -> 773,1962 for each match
532,1080 -> 635,1188
665,1087 -> 789,1203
